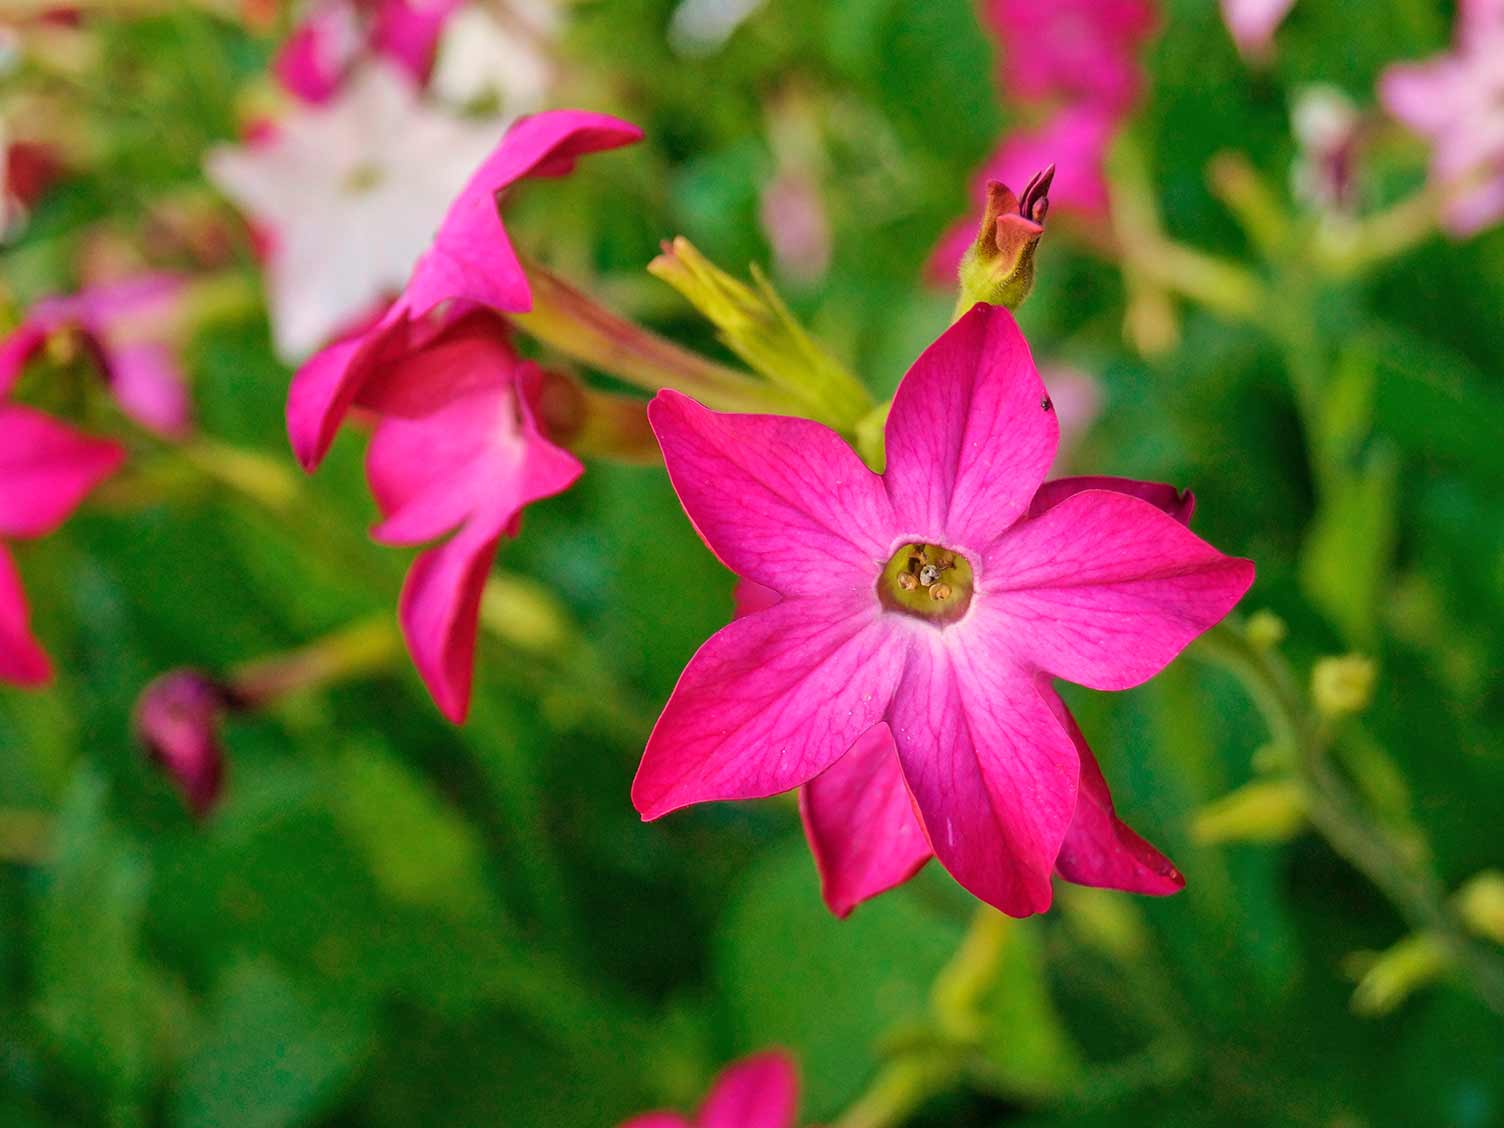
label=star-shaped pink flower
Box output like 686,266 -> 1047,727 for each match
635,305 -> 1253,917
983,0 -> 1156,112
1380,0 -> 1504,237
355,310 -> 581,722
0,273 -> 193,438
284,107 -> 642,470
0,405 -> 124,686
621,1050 -> 799,1128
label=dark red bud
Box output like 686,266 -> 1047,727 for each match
133,670 -> 232,818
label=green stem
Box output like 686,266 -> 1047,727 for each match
230,614 -> 400,706
1195,621 -> 1504,1016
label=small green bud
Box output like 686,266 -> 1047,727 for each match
1456,870 -> 1504,945
1345,933 -> 1448,1017
1311,654 -> 1377,719
1191,778 -> 1307,844
955,167 -> 1052,313
1244,609 -> 1288,651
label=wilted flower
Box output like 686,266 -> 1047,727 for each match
635,305 -> 1252,916
1221,0 -> 1297,62
1379,0 -> 1504,237
621,1050 -> 798,1128
206,63 -> 501,360
0,405 -> 124,686
983,0 -> 1156,112
133,670 -> 232,817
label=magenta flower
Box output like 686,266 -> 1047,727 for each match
134,670 -> 231,817
1379,0 -> 1504,237
634,305 -> 1253,916
285,108 -> 642,470
1220,0 -> 1297,61
0,405 -> 124,686
983,0 -> 1156,112
621,1050 -> 799,1128
357,311 -> 581,722
274,0 -> 462,104
928,106 -> 1116,285
0,273 -> 193,438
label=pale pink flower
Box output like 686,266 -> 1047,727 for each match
983,0 -> 1156,112
205,63 -> 502,360
1221,0 -> 1297,61
0,405 -> 124,686
1380,0 -> 1504,236
0,273 -> 193,438
284,107 -> 641,470
274,0 -> 462,103
621,1050 -> 799,1128
927,106 -> 1115,284
635,305 -> 1252,917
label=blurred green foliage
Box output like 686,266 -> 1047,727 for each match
2,1 -> 1502,1125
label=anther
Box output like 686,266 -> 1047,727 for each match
929,583 -> 952,601
897,573 -> 918,591
918,564 -> 941,587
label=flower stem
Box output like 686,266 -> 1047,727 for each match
1194,620 -> 1504,1016
230,614 -> 400,707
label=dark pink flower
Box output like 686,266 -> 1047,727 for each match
621,1050 -> 799,1128
133,670 -> 231,817
0,274 -> 193,438
0,405 -> 124,686
1221,0 -> 1297,61
983,0 -> 1156,112
928,106 -> 1116,284
635,305 -> 1252,917
1379,0 -> 1504,236
274,0 -> 462,104
355,311 -> 581,722
284,108 -> 642,470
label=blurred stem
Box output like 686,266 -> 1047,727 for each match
230,614 -> 400,707
1312,187 -> 1440,279
1195,620 -> 1504,1016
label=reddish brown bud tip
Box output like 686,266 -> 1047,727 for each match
134,670 -> 232,818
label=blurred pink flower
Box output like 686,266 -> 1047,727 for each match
0,405 -> 124,687
635,305 -> 1252,917
759,171 -> 831,284
1041,363 -> 1102,470
1220,0 -> 1297,61
206,63 -> 502,361
621,1050 -> 799,1128
928,106 -> 1115,284
274,0 -> 462,103
357,311 -> 581,723
0,273 -> 193,438
134,670 -> 231,817
284,107 -> 641,470
1379,0 -> 1504,237
983,0 -> 1156,112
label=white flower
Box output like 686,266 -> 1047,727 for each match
430,1 -> 557,114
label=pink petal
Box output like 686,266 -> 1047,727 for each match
1046,690 -> 1183,895
285,312 -> 409,471
800,724 -> 932,917
983,489 -> 1254,691
108,342 -> 192,438
1221,0 -> 1297,59
398,522 -> 501,724
372,0 -> 463,84
886,629 -> 1079,917
0,406 -> 125,540
1029,475 -> 1195,525
648,390 -> 895,596
0,544 -> 51,687
883,304 -> 1057,550
0,322 -> 47,397
397,110 -> 643,320
698,1050 -> 800,1128
731,578 -> 781,618
632,595 -> 904,820
273,0 -> 359,103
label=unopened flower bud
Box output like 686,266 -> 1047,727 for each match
1311,655 -> 1377,719
133,670 -> 232,818
1345,932 -> 1447,1016
1455,871 -> 1504,945
1191,777 -> 1307,844
956,167 -> 1052,312
1245,609 -> 1287,651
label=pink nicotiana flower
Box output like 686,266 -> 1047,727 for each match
621,1050 -> 799,1128
634,304 -> 1253,917
134,669 -> 232,817
927,106 -> 1115,284
982,0 -> 1156,113
357,311 -> 581,722
1220,0 -> 1297,61
284,107 -> 642,470
1379,0 -> 1504,237
0,273 -> 193,438
274,0 -> 462,104
0,405 -> 124,686
206,62 -> 502,361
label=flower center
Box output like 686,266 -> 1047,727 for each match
343,161 -> 386,195
877,543 -> 974,623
